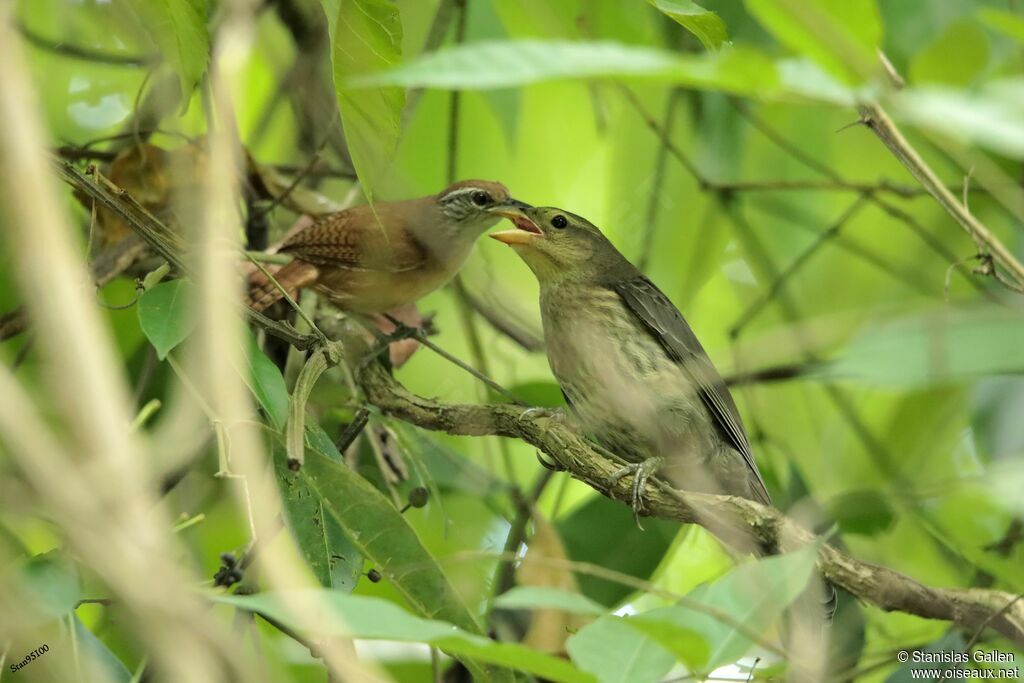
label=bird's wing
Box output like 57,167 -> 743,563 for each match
613,276 -> 771,505
280,204 -> 429,273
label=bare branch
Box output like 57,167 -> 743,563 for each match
357,362 -> 1024,646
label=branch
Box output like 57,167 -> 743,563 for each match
858,103 -> 1024,292
16,21 -> 154,66
52,157 -> 320,351
357,362 -> 1024,646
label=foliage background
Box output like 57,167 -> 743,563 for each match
0,0 -> 1023,682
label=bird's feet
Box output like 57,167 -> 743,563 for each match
519,406 -> 565,422
606,456 -> 664,529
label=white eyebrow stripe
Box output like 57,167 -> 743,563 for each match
440,187 -> 486,201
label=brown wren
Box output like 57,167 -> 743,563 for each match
246,180 -> 528,314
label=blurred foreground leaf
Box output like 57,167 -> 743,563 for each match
348,40 -> 780,96
744,0 -> 882,83
567,615 -> 675,683
493,586 -> 605,616
829,305 -> 1024,385
627,543 -> 819,671
891,83 -> 1024,160
216,591 -> 594,682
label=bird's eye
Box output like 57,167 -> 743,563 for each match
471,191 -> 490,206
551,215 -> 568,229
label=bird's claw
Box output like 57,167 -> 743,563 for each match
536,451 -> 564,471
606,457 -> 664,530
519,406 -> 565,422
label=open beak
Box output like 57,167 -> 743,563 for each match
487,201 -> 543,246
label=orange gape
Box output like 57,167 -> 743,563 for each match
244,180 -> 526,315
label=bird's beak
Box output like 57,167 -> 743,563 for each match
487,201 -> 543,246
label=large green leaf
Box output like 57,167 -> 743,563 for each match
137,279 -> 195,360
648,0 -> 729,51
274,444 -> 363,592
744,0 -> 882,83
828,305 -> 1024,385
629,544 -> 819,672
347,40 -> 780,96
557,495 -> 679,607
566,615 -> 675,683
299,446 -> 513,681
124,0 -> 209,105
320,0 -> 405,197
216,591 -> 594,683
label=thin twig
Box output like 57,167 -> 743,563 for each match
730,196 -> 870,337
16,21 -> 154,66
858,102 -> 1024,292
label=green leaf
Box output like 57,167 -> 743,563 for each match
274,444 -> 363,591
242,333 -> 289,431
493,586 -> 606,616
909,20 -> 988,87
299,446 -> 515,681
979,8 -> 1024,43
890,83 -> 1024,160
124,0 -> 209,105
72,615 -> 133,683
630,544 -> 819,671
558,495 -> 679,607
744,0 -> 882,83
347,40 -> 780,96
567,615 -> 675,683
20,552 -> 80,621
216,591 -> 595,683
137,279 -> 195,360
648,0 -> 728,51
826,489 -> 895,536
829,305 -> 1024,385
321,0 -> 405,196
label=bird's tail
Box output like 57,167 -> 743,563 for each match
244,259 -> 319,312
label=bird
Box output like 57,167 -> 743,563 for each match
246,180 -> 529,315
489,205 -> 772,515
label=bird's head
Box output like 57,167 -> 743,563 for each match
489,206 -> 628,284
436,180 -> 530,236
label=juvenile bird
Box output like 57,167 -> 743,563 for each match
490,206 -> 771,514
246,180 -> 528,314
